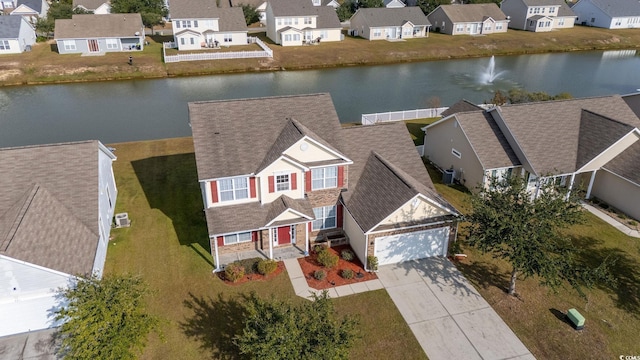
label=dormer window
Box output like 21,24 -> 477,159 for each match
219,177 -> 249,201
312,166 -> 337,190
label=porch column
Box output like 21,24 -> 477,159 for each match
586,170 -> 597,199
268,227 -> 273,260
213,236 -> 220,272
304,222 -> 309,256
566,173 -> 576,201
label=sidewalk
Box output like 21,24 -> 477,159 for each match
581,203 -> 640,238
282,258 -> 384,299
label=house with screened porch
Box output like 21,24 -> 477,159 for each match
189,93 -> 460,272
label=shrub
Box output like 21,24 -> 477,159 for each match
236,258 -> 259,274
313,244 -> 326,253
629,220 -> 638,226
314,270 -> 326,280
367,256 -> 378,272
225,263 -> 245,282
341,269 -> 354,279
341,249 -> 354,261
257,259 -> 278,275
317,249 -> 339,268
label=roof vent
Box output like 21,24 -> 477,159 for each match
114,213 -> 130,228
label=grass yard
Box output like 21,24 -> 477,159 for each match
105,137 -> 427,360
423,160 -> 640,359
404,118 -> 440,145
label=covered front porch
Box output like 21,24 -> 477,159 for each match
218,244 -> 307,269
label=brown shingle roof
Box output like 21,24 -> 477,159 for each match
268,0 -> 340,27
351,7 -> 431,27
434,3 -> 508,22
170,0 -> 220,18
54,13 -> 143,39
440,99 -> 483,118
576,109 -> 634,169
603,141 -> 640,185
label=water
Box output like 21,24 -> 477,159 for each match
1,49 -> 639,147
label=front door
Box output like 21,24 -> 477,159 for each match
276,226 -> 291,245
88,39 -> 99,53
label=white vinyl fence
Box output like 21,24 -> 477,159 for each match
163,37 -> 273,63
361,107 -> 448,125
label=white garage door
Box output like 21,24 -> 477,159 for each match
374,227 -> 449,266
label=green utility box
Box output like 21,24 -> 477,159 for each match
567,308 -> 585,330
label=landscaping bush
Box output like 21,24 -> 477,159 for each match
225,263 -> 245,282
314,269 -> 327,280
257,259 -> 278,275
367,256 -> 378,272
313,244 -> 326,253
341,249 -> 354,261
317,248 -> 339,268
341,269 -> 354,279
236,258 -> 259,274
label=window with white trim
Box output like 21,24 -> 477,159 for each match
224,231 -> 252,245
373,29 -> 381,37
496,23 -> 503,30
456,24 -> 464,32
312,205 -> 336,230
451,148 -> 461,159
194,20 -> 198,27
0,40 -> 10,50
219,177 -> 249,201
304,17 -> 312,24
276,173 -> 290,191
63,40 -> 76,51
311,166 -> 337,190
224,34 -> 232,42
106,38 -> 118,49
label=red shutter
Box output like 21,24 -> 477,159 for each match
252,231 -> 258,242
337,203 -> 343,228
308,222 -> 312,232
216,236 -> 224,247
305,171 -> 312,192
210,181 -> 218,203
291,173 -> 297,190
250,177 -> 257,198
338,166 -> 345,187
268,176 -> 275,193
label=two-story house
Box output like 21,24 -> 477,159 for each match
500,0 -> 576,32
170,0 -> 248,51
189,93 -> 460,271
2,0 -> 48,25
571,0 -> 640,29
265,0 -> 342,46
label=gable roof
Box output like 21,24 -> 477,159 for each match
72,0 -> 109,11
622,92 -> 640,118
268,0 -> 318,16
557,3 -> 577,17
0,141 -> 113,275
16,0 -> 42,13
54,13 -> 143,39
581,0 -> 640,17
440,99 -> 483,117
0,15 -> 24,39
576,109 -> 635,169
170,0 -> 220,19
351,7 -> 431,27
522,0 -> 566,6
494,95 -> 640,175
217,7 -> 249,31
432,3 -> 507,22
603,141 -> 640,185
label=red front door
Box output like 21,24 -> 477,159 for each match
277,226 -> 291,245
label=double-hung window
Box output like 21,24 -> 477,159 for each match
224,34 -> 232,42
224,232 -> 252,245
105,38 -> 118,50
276,173 -> 290,191
311,166 -> 337,190
219,177 -> 249,201
312,206 -> 336,230
0,40 -> 10,50
63,40 -> 76,51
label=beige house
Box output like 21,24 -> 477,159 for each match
189,94 -> 460,271
500,0 -> 577,32
265,0 -> 342,46
349,7 -> 431,40
427,3 -> 509,35
423,96 -> 640,220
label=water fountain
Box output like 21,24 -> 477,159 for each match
450,54 -> 517,93
479,56 -> 505,84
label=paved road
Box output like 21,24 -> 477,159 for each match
378,258 -> 534,360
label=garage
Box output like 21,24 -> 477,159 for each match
374,227 -> 450,266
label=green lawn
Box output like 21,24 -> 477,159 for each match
422,161 -> 640,359
105,137 -> 427,360
404,118 -> 440,146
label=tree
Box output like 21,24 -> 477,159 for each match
235,291 -> 359,359
110,0 -> 168,29
36,1 -> 91,35
416,0 -> 448,16
337,0 -> 357,22
241,4 -> 260,26
357,0 -> 383,8
466,175 -> 611,297
55,274 -> 159,360
489,90 -> 508,106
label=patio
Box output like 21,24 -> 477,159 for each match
217,244 -> 307,270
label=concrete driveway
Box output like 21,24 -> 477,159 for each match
378,258 -> 534,360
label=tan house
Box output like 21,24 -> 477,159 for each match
349,7 -> 431,40
189,94 -> 460,271
265,0 -> 342,46
500,0 -> 577,32
427,3 -> 509,35
423,95 -> 640,221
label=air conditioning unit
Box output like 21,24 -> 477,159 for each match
114,213 -> 130,227
442,169 -> 455,185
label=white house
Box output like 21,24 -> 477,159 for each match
266,0 -> 342,46
0,15 -> 35,54
72,0 -> 111,14
500,0 -> 576,32
0,141 -> 118,337
571,0 -> 640,29
350,7 -> 431,40
5,0 -> 48,25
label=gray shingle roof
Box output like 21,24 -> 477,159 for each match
441,99 -> 483,118
495,95 -> 640,175
557,3 -> 576,17
432,3 -> 507,22
218,7 -> 248,31
576,109 -> 634,169
603,141 -> 640,185
0,16 -> 23,39
169,0 -> 220,18
522,0 -> 567,6
72,0 -> 109,11
584,0 -> 640,17
268,0 -> 340,27
54,13 -> 143,39
315,5 -> 341,28
16,0 -> 43,13
0,141 -> 107,276
351,7 -> 431,27
622,92 -> 640,118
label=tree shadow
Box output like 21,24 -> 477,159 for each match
572,235 -> 640,315
454,259 -> 511,294
132,153 -> 212,266
180,292 -> 247,360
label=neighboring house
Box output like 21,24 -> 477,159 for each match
54,13 -> 145,54
189,93 -> 460,271
349,7 -> 431,40
571,0 -> 640,29
0,15 -> 36,54
6,0 -> 48,24
427,3 -> 509,35
311,0 -> 340,8
440,98 -> 484,118
0,141 -> 118,337
500,0 -> 576,32
73,0 -> 111,14
265,0 -> 342,46
384,0 -> 406,8
423,95 -> 640,221
170,0 -> 248,50
231,0 -> 267,23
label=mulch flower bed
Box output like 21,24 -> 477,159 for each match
217,260 -> 285,285
298,245 -> 377,290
